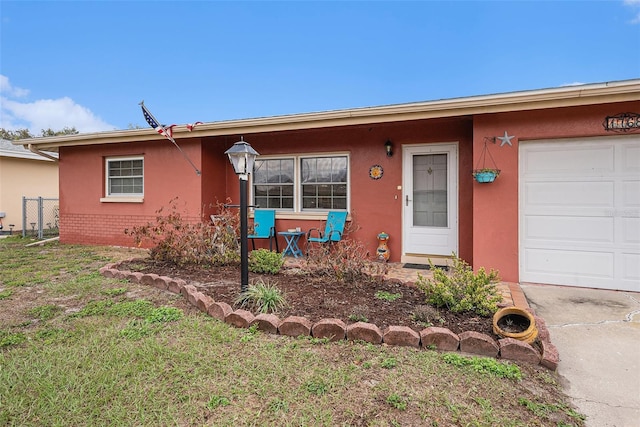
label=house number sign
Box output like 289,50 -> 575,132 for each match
603,112 -> 640,132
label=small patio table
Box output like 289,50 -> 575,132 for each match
278,231 -> 305,258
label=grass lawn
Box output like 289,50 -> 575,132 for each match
0,237 -> 584,426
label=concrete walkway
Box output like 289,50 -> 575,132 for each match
521,283 -> 640,427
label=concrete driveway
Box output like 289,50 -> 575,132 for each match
520,284 -> 640,427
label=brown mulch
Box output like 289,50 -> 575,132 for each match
116,258 -> 495,336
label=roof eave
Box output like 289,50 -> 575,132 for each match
15,79 -> 640,151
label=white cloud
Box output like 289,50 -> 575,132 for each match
0,74 -> 115,134
624,0 -> 640,24
0,75 -> 29,98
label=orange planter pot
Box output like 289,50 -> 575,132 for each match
492,307 -> 538,344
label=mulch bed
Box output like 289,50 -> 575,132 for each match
117,258 -> 495,336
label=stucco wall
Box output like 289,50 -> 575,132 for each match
0,156 -> 58,232
472,101 -> 639,282
58,139 -> 206,246
215,119 -> 474,264
56,119 -> 474,263
55,100 -> 637,280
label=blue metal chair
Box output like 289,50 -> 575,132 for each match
248,209 -> 278,251
306,211 -> 348,254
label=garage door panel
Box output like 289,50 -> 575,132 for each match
524,215 -> 614,243
621,145 -> 640,173
622,217 -> 640,244
524,248 -> 614,279
622,253 -> 640,283
525,181 -> 614,207
523,145 -> 615,175
520,135 -> 640,291
623,181 -> 640,207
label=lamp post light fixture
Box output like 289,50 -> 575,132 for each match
225,138 -> 259,293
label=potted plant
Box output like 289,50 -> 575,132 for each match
473,168 -> 500,183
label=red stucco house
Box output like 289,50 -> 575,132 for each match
17,80 -> 640,292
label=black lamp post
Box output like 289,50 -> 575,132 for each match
225,137 -> 259,293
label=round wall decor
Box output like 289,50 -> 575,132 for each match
369,164 -> 383,180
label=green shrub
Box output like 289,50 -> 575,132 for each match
234,279 -> 287,313
249,249 -> 284,274
416,254 -> 502,317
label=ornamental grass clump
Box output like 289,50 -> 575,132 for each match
416,254 -> 502,317
234,279 -> 288,314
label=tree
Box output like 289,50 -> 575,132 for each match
39,127 -> 79,137
0,128 -> 33,140
0,127 -> 79,140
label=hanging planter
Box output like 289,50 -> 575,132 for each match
473,138 -> 501,183
473,168 -> 500,183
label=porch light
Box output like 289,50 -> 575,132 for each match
385,140 -> 393,157
225,138 -> 259,293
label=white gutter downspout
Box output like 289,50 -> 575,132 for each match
28,144 -> 58,162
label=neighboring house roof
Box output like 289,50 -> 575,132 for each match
0,138 -> 58,161
12,78 -> 640,152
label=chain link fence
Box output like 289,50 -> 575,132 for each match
22,197 -> 59,239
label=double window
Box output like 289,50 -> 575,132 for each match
253,154 -> 348,211
105,157 -> 144,197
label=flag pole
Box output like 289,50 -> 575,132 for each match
139,101 -> 201,176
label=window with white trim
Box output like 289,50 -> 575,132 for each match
253,154 -> 348,211
106,157 -> 144,196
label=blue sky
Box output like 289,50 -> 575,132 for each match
1,1 -> 639,134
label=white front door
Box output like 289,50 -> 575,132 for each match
402,143 -> 458,259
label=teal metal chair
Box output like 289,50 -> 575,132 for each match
249,209 -> 278,251
306,211 -> 348,254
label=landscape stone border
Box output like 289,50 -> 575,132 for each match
100,261 -> 559,370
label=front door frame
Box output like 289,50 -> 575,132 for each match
401,142 -> 459,264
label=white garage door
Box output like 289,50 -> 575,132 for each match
520,135 -> 640,292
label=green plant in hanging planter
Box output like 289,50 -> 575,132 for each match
472,168 -> 501,183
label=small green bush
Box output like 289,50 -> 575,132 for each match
249,249 -> 284,274
416,254 -> 502,317
234,279 -> 287,313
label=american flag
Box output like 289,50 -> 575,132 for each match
186,122 -> 203,132
140,101 -> 175,142
138,101 -> 201,175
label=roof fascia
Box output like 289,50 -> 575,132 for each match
17,79 -> 640,151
